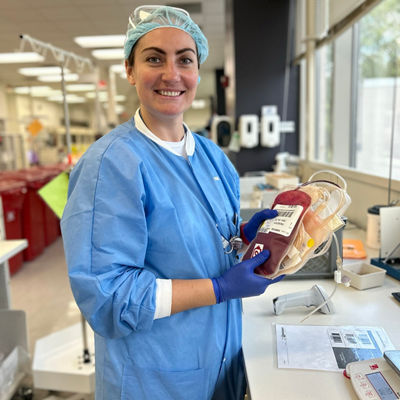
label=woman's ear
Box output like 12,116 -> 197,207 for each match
125,60 -> 136,86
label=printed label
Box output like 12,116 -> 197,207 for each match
251,243 -> 264,257
259,204 -> 303,237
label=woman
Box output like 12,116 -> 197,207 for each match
61,6 -> 282,399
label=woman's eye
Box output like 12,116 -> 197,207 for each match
147,56 -> 161,63
181,57 -> 194,65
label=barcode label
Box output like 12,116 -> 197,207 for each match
358,333 -> 371,345
279,210 -> 295,218
345,334 -> 357,345
259,204 -> 304,237
331,332 -> 342,344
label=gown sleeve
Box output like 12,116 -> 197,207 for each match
61,136 -> 157,339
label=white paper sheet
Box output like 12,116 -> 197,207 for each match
276,324 -> 395,371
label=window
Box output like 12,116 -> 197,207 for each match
314,0 -> 400,180
356,0 -> 400,179
315,44 -> 334,163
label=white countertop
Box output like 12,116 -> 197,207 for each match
0,239 -> 28,309
0,239 -> 28,264
242,228 -> 400,400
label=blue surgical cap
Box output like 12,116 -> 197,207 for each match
124,5 -> 209,64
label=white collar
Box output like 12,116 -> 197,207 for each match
134,109 -> 195,157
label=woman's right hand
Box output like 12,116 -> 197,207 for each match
211,251 -> 284,303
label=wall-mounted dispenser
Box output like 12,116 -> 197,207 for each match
211,116 -> 234,148
260,105 -> 281,148
239,114 -> 259,148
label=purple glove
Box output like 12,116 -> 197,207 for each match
242,209 -> 278,243
211,250 -> 285,303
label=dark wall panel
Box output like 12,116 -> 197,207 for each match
228,0 -> 299,175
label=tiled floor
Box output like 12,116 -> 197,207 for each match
9,237 -> 84,399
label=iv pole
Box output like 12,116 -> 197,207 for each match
19,34 -> 94,365
19,34 -> 93,165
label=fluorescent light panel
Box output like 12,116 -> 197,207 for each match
14,86 -> 51,94
92,48 -> 124,60
74,35 -> 125,48
38,74 -> 79,82
192,99 -> 206,109
110,64 -> 125,73
13,86 -> 63,97
48,94 -> 85,103
0,52 -> 44,63
85,92 -> 126,102
115,104 -> 125,114
18,66 -> 71,76
66,84 -> 95,91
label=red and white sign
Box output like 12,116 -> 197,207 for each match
252,243 -> 264,257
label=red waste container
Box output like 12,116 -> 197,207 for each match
0,179 -> 27,274
4,169 -> 48,261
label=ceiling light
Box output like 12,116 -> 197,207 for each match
18,66 -> 71,76
115,104 -> 125,114
91,48 -> 124,60
0,52 -> 44,63
38,74 -> 79,82
192,99 -> 206,109
86,91 -> 108,101
66,84 -> 95,92
110,64 -> 125,74
48,94 -> 85,103
74,35 -> 125,48
14,86 -> 51,95
85,92 -> 126,102
32,89 -> 62,97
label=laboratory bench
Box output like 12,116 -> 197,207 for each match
242,228 -> 400,400
0,239 -> 29,400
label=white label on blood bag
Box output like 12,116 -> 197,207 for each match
259,204 -> 303,237
252,243 -> 264,257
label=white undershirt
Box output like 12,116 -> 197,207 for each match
134,109 -> 195,319
134,109 -> 194,158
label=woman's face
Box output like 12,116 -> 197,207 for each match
126,27 -> 199,122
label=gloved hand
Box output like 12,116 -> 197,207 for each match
211,250 -> 285,303
241,209 -> 278,243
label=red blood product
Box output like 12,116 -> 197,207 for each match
243,189 -> 312,277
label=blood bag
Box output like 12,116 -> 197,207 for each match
243,170 -> 351,278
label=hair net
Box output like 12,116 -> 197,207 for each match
124,5 -> 209,64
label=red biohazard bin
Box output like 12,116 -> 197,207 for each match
0,179 -> 27,274
4,169 -> 49,261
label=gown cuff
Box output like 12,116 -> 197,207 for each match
154,279 -> 172,319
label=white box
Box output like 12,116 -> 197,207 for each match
342,262 -> 386,290
265,172 -> 299,190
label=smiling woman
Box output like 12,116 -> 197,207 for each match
61,5 -> 284,400
125,28 -> 199,139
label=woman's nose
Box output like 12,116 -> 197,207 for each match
162,61 -> 179,81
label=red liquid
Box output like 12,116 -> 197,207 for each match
243,189 -> 312,277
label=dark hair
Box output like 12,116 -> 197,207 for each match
127,45 -> 135,67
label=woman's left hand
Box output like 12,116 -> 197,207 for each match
241,208 -> 278,243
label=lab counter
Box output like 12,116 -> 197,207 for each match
242,230 -> 400,400
0,239 -> 27,309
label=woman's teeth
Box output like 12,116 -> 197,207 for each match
158,90 -> 181,97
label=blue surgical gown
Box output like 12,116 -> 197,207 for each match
61,119 -> 245,400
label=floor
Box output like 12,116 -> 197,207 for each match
9,237 -> 86,399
